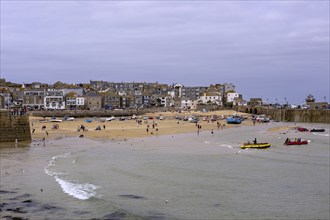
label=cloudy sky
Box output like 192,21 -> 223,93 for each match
1,1 -> 329,104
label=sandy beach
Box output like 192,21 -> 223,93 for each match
29,110 -> 254,141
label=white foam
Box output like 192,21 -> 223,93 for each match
44,152 -> 100,200
54,176 -> 99,200
44,153 -> 72,176
204,141 -> 210,144
220,144 -> 233,149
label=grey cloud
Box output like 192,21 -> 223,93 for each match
1,1 -> 329,103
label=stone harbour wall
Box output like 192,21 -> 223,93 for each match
0,109 -> 31,142
237,106 -> 330,123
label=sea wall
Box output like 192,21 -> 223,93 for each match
236,106 -> 330,123
0,109 -> 31,142
28,108 -> 175,118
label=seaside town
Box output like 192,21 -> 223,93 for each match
1,1 -> 329,220
0,78 -> 328,113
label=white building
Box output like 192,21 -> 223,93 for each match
66,92 -> 85,109
233,98 -> 248,106
227,92 -> 239,103
44,90 -> 65,110
173,83 -> 183,98
76,97 -> 85,107
199,92 -> 222,105
181,99 -> 198,109
159,95 -> 174,107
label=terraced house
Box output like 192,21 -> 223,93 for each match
66,92 -> 85,110
1,78 -> 243,111
23,90 -> 45,110
44,90 -> 65,110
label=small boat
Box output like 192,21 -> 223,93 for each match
85,119 -> 92,123
226,117 -> 242,124
241,143 -> 271,149
297,127 -> 309,132
39,119 -> 48,123
284,140 -> 308,145
50,119 -> 62,123
105,116 -> 115,121
310,128 -> 325,132
63,116 -> 75,121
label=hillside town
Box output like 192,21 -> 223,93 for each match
0,78 -> 328,113
0,78 -> 247,111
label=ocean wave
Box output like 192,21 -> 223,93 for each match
44,152 -> 100,200
44,153 -> 72,176
54,176 -> 100,200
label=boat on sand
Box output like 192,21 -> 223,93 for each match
50,119 -> 62,123
226,117 -> 242,124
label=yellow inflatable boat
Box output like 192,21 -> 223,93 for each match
241,143 -> 271,149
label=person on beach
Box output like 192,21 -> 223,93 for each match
211,129 -> 214,135
253,138 -> 257,144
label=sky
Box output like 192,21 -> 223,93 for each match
1,1 -> 329,105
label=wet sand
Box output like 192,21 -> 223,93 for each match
29,110 -> 253,141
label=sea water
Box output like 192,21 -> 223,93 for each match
1,122 -> 329,219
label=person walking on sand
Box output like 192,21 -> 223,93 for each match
211,129 -> 214,135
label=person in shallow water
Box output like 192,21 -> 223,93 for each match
253,138 -> 257,144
